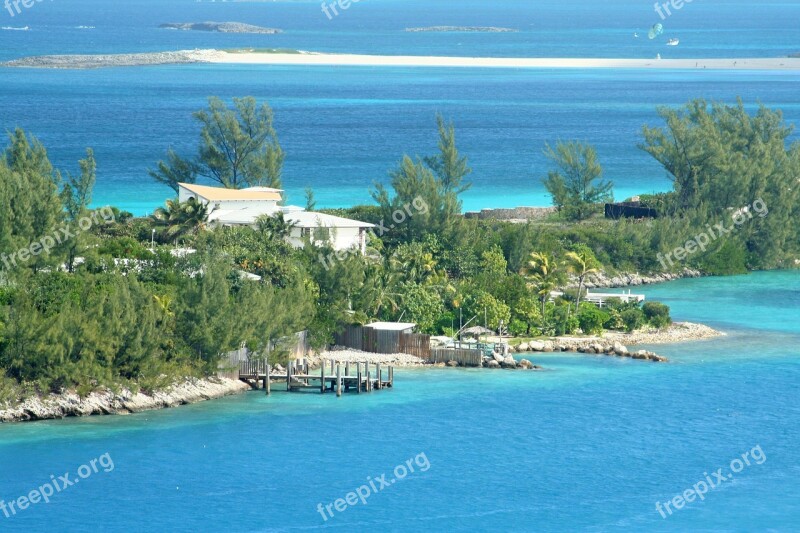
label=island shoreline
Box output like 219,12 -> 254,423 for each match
0,321 -> 724,424
4,50 -> 800,70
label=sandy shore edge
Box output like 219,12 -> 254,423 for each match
213,52 -> 800,71
4,50 -> 800,70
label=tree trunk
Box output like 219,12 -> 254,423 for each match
574,276 -> 585,316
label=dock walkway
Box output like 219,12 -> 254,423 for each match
238,359 -> 394,397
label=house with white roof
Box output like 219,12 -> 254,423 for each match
177,183 -> 374,254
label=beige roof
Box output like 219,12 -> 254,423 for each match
179,183 -> 283,202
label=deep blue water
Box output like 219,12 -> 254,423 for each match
0,271 -> 798,532
1,1 -> 800,213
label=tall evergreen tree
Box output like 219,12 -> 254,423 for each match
150,97 -> 285,191
542,141 -> 613,221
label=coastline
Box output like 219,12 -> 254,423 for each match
0,376 -> 250,424
212,52 -> 800,71
579,267 -> 703,289
547,321 -> 725,349
0,322 -> 723,423
4,49 -> 800,70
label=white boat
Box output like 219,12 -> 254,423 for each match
667,38 -> 680,46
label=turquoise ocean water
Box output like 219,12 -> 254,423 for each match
0,271 -> 798,531
1,1 -> 800,213
1,2 -> 800,530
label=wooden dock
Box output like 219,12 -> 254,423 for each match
238,359 -> 394,397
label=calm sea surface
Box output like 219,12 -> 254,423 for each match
1,2 -> 799,530
1,0 -> 800,213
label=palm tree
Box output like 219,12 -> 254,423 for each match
151,197 -> 209,243
360,260 -> 402,319
521,252 -> 564,334
564,246 -> 601,316
255,212 -> 296,241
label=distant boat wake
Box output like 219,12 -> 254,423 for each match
2,26 -> 30,31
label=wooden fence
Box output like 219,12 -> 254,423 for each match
430,348 -> 484,367
335,325 -> 431,360
217,331 -> 310,379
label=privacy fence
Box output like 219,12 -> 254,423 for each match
334,325 -> 431,360
217,331 -> 311,379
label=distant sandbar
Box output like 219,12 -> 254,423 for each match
212,52 -> 800,71
5,49 -> 800,71
405,26 -> 518,33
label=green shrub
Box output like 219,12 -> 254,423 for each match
603,308 -> 625,330
508,318 -> 529,336
621,308 -> 645,332
578,303 -> 608,335
699,240 -> 747,275
643,301 -> 672,329
551,305 -> 579,336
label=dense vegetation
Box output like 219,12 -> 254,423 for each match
1,97 -> 797,403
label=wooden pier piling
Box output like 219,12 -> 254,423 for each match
336,364 -> 342,397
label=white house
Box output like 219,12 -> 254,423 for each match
176,183 -> 374,254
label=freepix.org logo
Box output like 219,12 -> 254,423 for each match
4,0 -> 53,18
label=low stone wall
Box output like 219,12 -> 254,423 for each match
464,206 -> 557,221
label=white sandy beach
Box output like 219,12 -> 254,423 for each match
7,49 -> 800,70
210,51 -> 800,71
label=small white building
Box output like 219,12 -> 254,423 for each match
176,183 -> 374,254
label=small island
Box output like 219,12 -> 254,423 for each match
2,50 -> 223,69
405,26 -> 517,33
159,22 -> 282,34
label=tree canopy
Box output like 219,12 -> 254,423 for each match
150,97 -> 285,191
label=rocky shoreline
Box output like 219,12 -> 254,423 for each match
511,338 -> 668,362
1,323 -> 722,423
0,377 -> 250,424
508,321 -> 724,363
579,268 -> 703,289
599,321 -> 724,345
